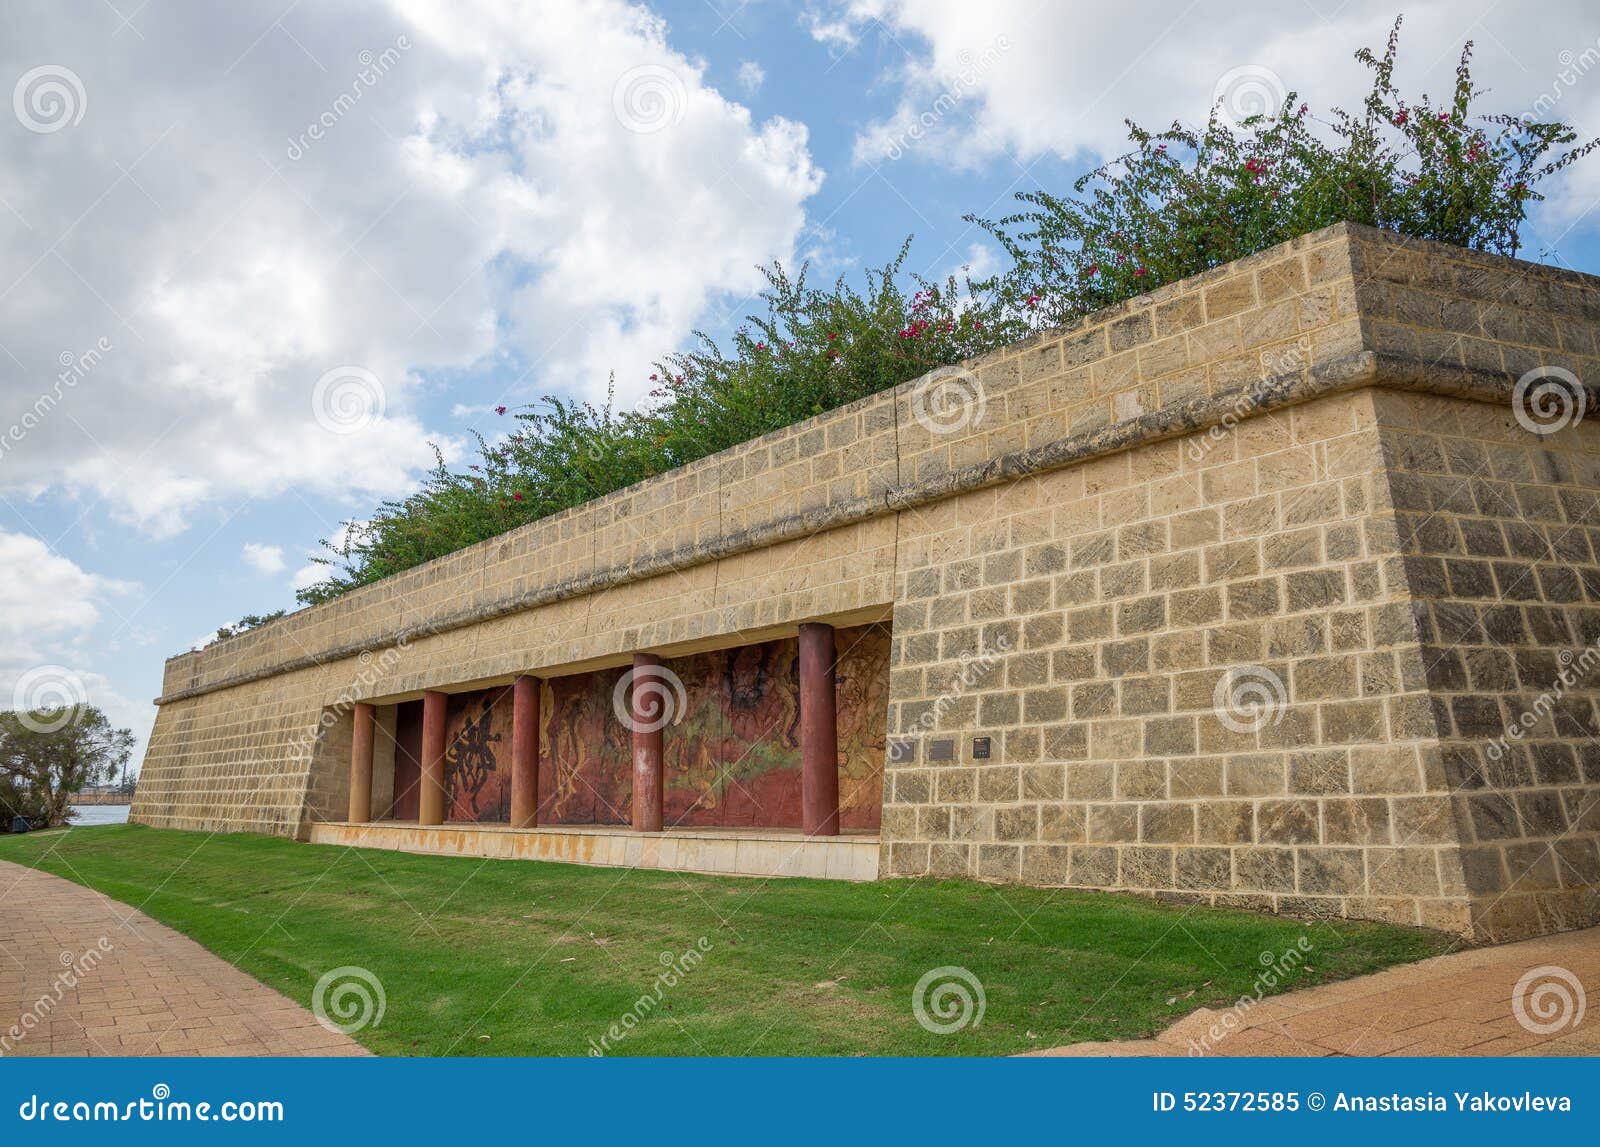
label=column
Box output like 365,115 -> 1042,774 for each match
509,675 -> 540,829
347,702 -> 375,823
799,622 -> 840,836
418,689 -> 448,826
630,653 -> 665,832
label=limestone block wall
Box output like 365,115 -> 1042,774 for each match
880,389 -> 1470,929
134,222 -> 1600,940
1379,390 -> 1600,939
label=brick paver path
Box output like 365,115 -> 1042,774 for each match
1035,924 -> 1599,1057
0,859 -> 366,1056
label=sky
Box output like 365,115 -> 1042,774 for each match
5,0 -> 1600,766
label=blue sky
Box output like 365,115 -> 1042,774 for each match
4,0 -> 1600,761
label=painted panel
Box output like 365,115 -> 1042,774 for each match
411,624 -> 889,830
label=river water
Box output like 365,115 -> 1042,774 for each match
67,804 -> 131,826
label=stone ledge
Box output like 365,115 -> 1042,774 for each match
309,821 -> 882,880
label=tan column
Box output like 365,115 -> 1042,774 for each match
799,622 -> 840,836
347,702 -> 375,823
418,690 -> 448,826
509,675 -> 540,828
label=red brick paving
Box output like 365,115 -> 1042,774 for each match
1033,924 -> 1599,1057
0,859 -> 366,1057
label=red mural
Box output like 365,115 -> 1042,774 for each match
383,624 -> 890,830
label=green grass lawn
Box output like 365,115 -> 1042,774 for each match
0,824 -> 1452,1056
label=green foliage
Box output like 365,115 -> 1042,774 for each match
299,246 -> 1012,602
971,17 -> 1598,331
293,17 -> 1594,606
0,706 -> 134,827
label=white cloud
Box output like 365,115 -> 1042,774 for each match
0,528 -> 146,747
291,562 -> 327,593
241,542 -> 286,574
0,0 -> 822,539
738,60 -> 766,95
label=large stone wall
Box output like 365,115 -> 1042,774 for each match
134,222 -> 1600,941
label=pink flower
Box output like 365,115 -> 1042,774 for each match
1134,267 -> 1148,277
1026,294 -> 1040,307
495,405 -> 507,415
512,493 -> 523,501
827,332 -> 837,340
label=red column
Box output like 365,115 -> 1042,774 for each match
630,653 -> 665,832
348,702 -> 375,823
418,689 -> 448,826
509,675 -> 540,828
799,622 -> 840,836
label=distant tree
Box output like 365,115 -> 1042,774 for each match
0,707 -> 135,827
211,609 -> 287,643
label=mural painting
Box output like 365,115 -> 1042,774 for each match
384,623 -> 890,830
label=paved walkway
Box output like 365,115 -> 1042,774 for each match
1034,924 -> 1599,1057
0,859 -> 365,1056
